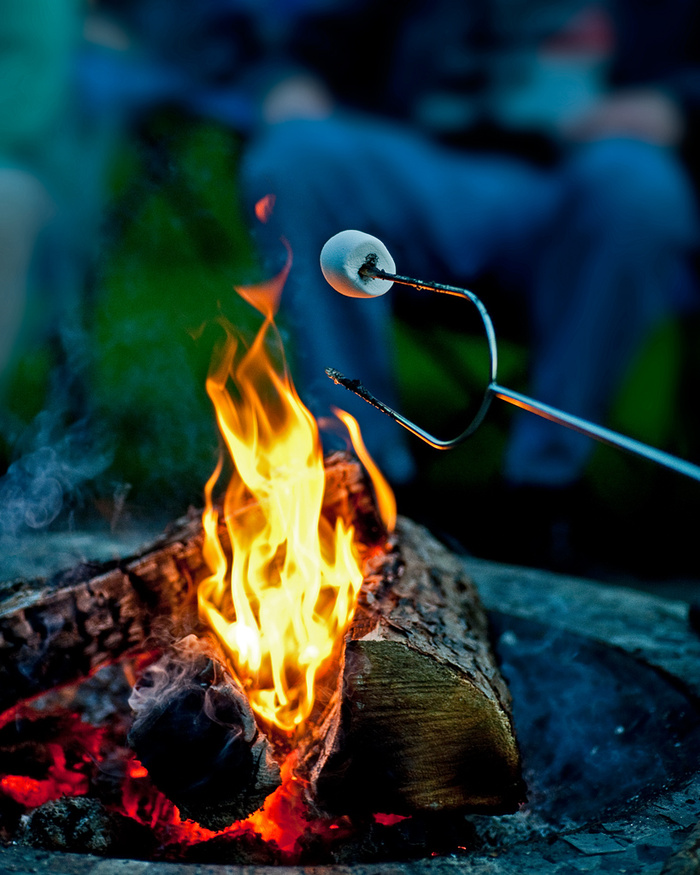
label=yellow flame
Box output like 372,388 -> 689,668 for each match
333,408 -> 397,534
198,307 -> 364,734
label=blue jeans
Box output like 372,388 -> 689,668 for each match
242,115 -> 699,487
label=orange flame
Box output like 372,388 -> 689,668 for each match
255,193 -> 276,224
198,269 -> 364,734
333,407 -> 397,534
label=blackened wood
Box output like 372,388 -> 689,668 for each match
300,516 -> 524,817
127,634 -> 281,830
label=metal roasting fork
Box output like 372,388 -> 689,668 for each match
326,264 -> 700,484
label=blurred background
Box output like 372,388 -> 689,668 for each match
2,0 -> 700,594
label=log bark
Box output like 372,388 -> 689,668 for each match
299,515 -> 524,817
0,453 -> 382,714
127,633 -> 281,830
0,510 -> 205,714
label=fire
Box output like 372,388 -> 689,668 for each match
0,233 -> 399,859
121,750 -> 352,859
334,407 -> 396,534
0,706 -> 104,808
198,254 -> 371,734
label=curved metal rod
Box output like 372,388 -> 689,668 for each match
327,269 -> 498,448
327,266 -> 700,483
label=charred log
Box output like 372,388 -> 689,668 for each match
127,633 -> 281,830
300,516 -> 524,817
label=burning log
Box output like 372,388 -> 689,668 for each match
0,511 -> 204,714
0,453 -> 381,715
300,515 -> 524,817
127,633 -> 281,830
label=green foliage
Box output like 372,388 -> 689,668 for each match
89,114 -> 264,512
394,318 -> 527,490
588,318 -> 684,509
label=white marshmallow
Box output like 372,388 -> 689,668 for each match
320,230 -> 395,298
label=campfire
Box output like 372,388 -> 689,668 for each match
1,225 -> 699,871
0,237 -> 522,864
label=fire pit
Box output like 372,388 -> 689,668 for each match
0,522 -> 699,874
1,227 -> 699,874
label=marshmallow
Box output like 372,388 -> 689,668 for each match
320,230 -> 395,298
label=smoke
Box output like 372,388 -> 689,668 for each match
128,635 -> 252,742
0,410 -> 111,538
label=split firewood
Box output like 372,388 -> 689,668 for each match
299,515 -> 524,817
0,452 -> 379,714
127,633 -> 281,830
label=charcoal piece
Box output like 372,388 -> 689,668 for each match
19,795 -> 155,857
127,634 -> 281,831
182,831 -> 282,865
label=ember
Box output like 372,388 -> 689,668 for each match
0,706 -> 103,809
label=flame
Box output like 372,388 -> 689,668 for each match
333,407 -> 397,533
244,754 -> 353,856
198,269 -> 364,734
255,194 -> 276,224
235,236 -> 291,320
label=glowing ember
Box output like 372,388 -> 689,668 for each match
121,749 -> 351,859
0,707 -> 104,808
198,237 -> 377,734
0,693 -> 350,862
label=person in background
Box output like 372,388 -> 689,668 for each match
240,0 -> 700,562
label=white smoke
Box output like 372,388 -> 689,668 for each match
0,410 -> 112,537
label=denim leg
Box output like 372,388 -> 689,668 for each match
504,138 -> 700,487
